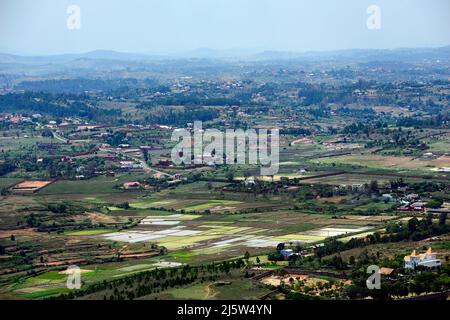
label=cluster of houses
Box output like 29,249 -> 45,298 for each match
122,172 -> 185,190
395,193 -> 450,214
279,247 -> 442,272
0,113 -> 45,125
331,181 -> 448,214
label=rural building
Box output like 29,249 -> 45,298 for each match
122,148 -> 142,155
244,179 -> 256,186
123,181 -> 141,190
404,248 -> 441,270
280,249 -> 295,260
382,194 -> 395,202
379,267 -> 395,277
351,184 -> 365,192
404,193 -> 419,201
398,201 -> 426,212
119,161 -> 142,171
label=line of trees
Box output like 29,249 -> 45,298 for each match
48,259 -> 245,300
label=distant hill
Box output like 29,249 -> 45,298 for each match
1,46 -> 449,65
0,50 -> 156,65
0,46 -> 448,77
250,46 -> 450,62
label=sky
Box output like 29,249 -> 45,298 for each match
0,0 -> 449,55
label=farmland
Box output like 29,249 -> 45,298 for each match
0,45 -> 449,301
1,129 -> 449,301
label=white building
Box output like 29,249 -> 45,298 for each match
404,248 -> 441,270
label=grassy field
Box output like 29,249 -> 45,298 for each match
0,178 -> 22,189
314,153 -> 450,174
65,229 -> 116,236
139,270 -> 271,300
184,200 -> 242,212
39,173 -> 150,195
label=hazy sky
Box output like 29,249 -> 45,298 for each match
0,0 -> 449,55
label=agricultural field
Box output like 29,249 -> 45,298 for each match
138,269 -> 272,300
314,153 -> 450,175
0,196 -> 392,299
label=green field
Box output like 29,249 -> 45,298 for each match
39,173 -> 149,195
184,200 -> 242,212
65,229 -> 115,236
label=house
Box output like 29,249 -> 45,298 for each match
398,201 -> 426,213
379,267 -> 395,276
244,179 -> 255,186
172,173 -> 184,180
404,248 -> 441,270
122,148 -> 141,154
119,161 -> 142,171
351,184 -> 365,192
153,172 -> 165,180
280,249 -> 295,260
382,194 -> 395,202
123,181 -> 141,190
411,201 -> 426,211
404,193 -> 419,201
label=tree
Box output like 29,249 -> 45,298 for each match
369,180 -> 379,194
427,198 -> 443,209
117,202 -> 130,209
331,255 -> 345,269
143,149 -> 150,164
10,235 -> 15,241
408,217 -> 419,233
244,251 -> 250,261
159,246 -> 168,256
268,252 -> 282,263
256,257 -> 261,264
226,171 -> 235,182
439,212 -> 447,226
349,255 -> 356,266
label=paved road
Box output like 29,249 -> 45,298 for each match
52,131 -> 69,143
